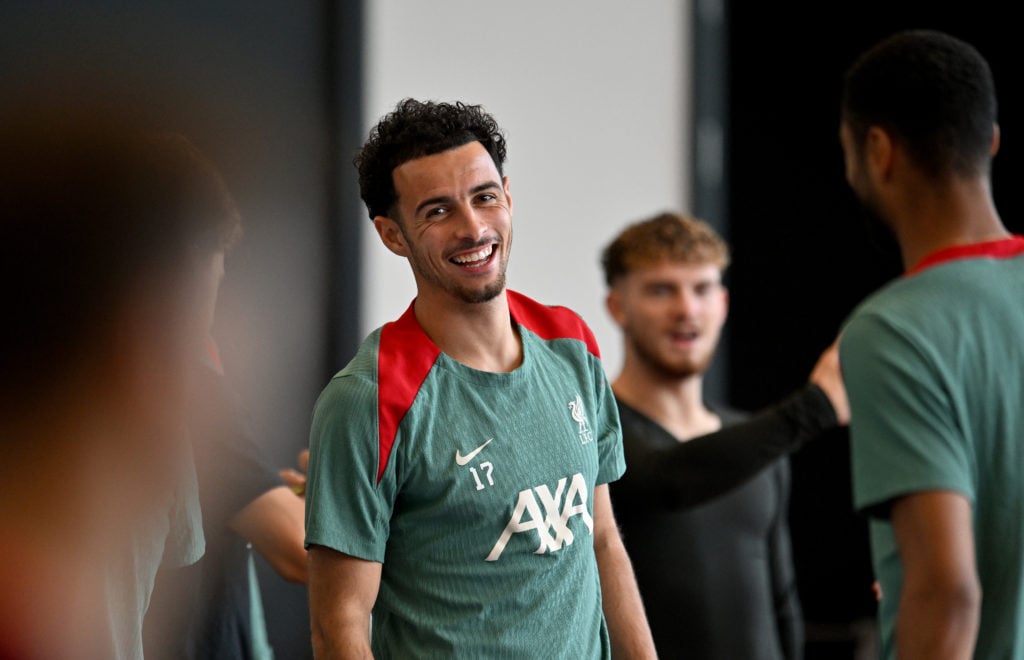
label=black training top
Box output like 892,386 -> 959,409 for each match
610,384 -> 838,660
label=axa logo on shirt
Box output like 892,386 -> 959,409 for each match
485,472 -> 593,561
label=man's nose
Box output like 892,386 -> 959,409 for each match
453,204 -> 487,239
672,290 -> 699,317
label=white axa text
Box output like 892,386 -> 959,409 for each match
485,472 -> 593,561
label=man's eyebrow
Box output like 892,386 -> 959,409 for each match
415,195 -> 452,217
413,181 -> 502,216
470,181 -> 502,195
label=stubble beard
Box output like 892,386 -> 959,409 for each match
409,241 -> 509,305
628,330 -> 712,381
453,270 -> 507,304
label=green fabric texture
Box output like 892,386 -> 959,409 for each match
306,298 -> 624,659
843,251 -> 1024,659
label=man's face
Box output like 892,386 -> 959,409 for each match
380,141 -> 513,305
609,259 -> 728,379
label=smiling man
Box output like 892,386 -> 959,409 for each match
303,98 -> 656,659
602,212 -> 850,659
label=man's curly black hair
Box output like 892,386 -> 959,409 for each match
355,98 -> 508,221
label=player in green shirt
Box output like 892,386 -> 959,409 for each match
305,98 -> 657,658
839,29 -> 1024,659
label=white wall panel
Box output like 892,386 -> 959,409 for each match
362,0 -> 691,377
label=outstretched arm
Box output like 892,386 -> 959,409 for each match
617,341 -> 846,510
229,484 -> 307,583
807,338 -> 849,424
619,382 -> 839,509
229,446 -> 310,583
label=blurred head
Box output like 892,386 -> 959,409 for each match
602,212 -> 730,379
840,29 -> 998,208
0,82 -> 243,660
355,98 -> 508,222
602,211 -> 730,287
0,106 -> 242,439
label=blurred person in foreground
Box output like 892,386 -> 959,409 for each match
144,239 -> 308,659
602,212 -> 849,659
304,98 -> 656,658
0,105 -> 239,659
838,29 -> 1024,659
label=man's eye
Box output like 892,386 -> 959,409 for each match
478,193 -> 496,203
426,207 -> 447,218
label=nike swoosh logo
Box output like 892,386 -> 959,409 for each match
455,438 -> 493,466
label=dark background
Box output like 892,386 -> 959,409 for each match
725,2 -> 1022,657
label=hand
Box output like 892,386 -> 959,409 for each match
809,338 -> 850,425
279,448 -> 309,498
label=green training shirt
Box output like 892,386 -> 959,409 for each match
843,236 -> 1024,659
306,289 -> 625,659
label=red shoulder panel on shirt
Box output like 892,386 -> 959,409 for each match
376,301 -> 441,483
507,289 -> 601,358
374,291 -> 599,484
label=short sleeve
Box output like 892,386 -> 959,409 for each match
592,355 -> 626,486
842,311 -> 974,518
304,372 -> 398,562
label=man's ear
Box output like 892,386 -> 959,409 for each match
374,215 -> 408,257
991,123 -> 1001,156
606,288 -> 626,327
865,125 -> 894,183
503,175 -> 513,214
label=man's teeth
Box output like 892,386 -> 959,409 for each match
452,245 -> 493,264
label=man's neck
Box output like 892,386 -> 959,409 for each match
894,176 -> 1009,270
612,361 -> 720,441
413,288 -> 522,373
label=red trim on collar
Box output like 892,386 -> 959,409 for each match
372,290 -> 599,483
907,235 -> 1024,275
506,289 -> 601,358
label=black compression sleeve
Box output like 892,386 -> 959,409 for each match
619,383 -> 839,510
